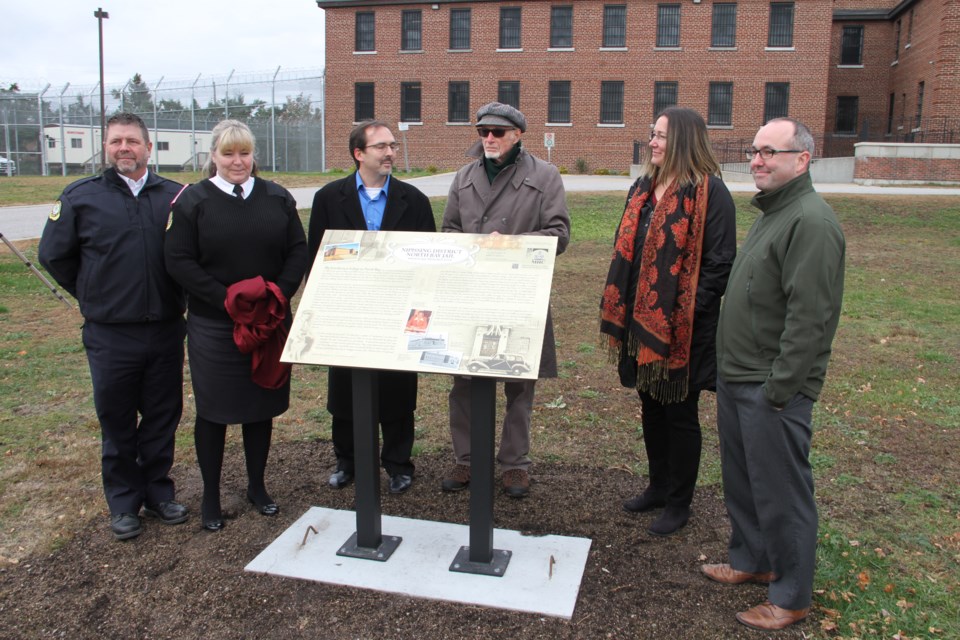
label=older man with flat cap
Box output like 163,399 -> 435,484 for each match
440,102 -> 570,498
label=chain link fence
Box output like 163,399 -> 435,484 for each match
0,68 -> 325,177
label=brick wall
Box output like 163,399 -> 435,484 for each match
854,142 -> 960,184
320,0 -> 957,173
323,0 -> 834,172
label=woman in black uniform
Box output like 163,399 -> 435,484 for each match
165,119 -> 308,531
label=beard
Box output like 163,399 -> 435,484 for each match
111,155 -> 146,175
483,150 -> 502,161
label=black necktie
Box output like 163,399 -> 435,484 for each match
233,184 -> 244,199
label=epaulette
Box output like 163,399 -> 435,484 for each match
60,174 -> 102,196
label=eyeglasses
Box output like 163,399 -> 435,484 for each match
477,128 -> 513,138
745,147 -> 803,160
649,131 -> 667,142
365,142 -> 401,152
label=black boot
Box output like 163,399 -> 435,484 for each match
623,488 -> 667,513
648,506 -> 690,536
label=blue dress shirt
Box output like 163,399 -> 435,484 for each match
355,172 -> 390,231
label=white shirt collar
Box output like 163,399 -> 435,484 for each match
119,170 -> 149,196
211,173 -> 255,199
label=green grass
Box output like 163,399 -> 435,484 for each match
0,168 -> 440,206
1,188 -> 958,638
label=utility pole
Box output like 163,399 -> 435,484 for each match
94,7 -> 109,168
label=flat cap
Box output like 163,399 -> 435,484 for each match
476,102 -> 527,133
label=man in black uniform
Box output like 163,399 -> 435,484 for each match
39,113 -> 188,540
308,120 -> 436,494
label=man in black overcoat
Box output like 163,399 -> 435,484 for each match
307,120 -> 436,494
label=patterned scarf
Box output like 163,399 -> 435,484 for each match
600,176 -> 709,403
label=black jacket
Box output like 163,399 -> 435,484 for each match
618,175 -> 737,393
39,168 -> 185,323
308,173 -> 436,419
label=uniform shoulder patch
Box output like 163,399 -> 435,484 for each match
166,210 -> 174,231
49,200 -> 62,221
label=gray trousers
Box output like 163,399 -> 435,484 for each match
716,377 -> 817,610
448,376 -> 536,471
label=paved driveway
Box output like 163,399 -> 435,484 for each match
3,173 -> 959,242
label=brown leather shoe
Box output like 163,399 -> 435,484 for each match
736,601 -> 809,631
502,468 -> 530,498
701,563 -> 777,584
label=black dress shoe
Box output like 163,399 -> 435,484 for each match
111,513 -> 142,540
143,500 -> 189,525
247,491 -> 279,516
329,469 -> 354,489
202,517 -> 225,532
388,474 -> 413,494
623,489 -> 667,513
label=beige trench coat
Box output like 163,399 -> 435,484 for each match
442,143 -> 571,377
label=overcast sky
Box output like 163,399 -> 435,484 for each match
3,1 -> 326,92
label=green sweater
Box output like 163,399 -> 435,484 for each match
717,172 -> 845,406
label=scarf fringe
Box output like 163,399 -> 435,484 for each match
636,361 -> 689,404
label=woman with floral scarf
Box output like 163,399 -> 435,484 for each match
601,107 -> 736,536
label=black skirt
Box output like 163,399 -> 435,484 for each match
186,313 -> 290,424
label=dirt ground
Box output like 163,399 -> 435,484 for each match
0,442 -> 806,640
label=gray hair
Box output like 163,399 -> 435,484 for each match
768,117 -> 815,157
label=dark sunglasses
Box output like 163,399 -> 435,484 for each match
477,128 -> 513,138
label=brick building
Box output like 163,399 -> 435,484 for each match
314,0 -> 959,172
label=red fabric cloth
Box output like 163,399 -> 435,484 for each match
224,276 -> 291,390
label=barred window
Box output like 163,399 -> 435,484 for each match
450,8 -> 471,50
400,82 -> 421,122
355,82 -> 374,122
600,81 -> 624,124
763,83 -> 789,123
448,82 -> 470,123
548,81 -> 571,123
653,81 -> 678,118
840,26 -> 863,65
498,81 -> 520,109
550,6 -> 573,48
915,81 -> 924,128
768,3 -> 794,47
500,7 -> 522,49
893,19 -> 901,58
835,96 -> 858,134
657,4 -> 681,48
711,3 -> 737,48
401,10 -> 422,51
708,82 -> 733,126
886,93 -> 895,135
602,5 -> 626,47
355,12 -> 375,52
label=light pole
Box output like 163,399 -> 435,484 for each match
58,82 -> 70,176
38,83 -> 50,176
94,8 -> 109,168
224,69 -> 234,119
270,66 -> 280,172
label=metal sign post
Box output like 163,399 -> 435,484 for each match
397,122 -> 410,173
544,132 -> 555,163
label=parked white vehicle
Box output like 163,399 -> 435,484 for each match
0,156 -> 16,176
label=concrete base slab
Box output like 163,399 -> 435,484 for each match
245,506 -> 592,619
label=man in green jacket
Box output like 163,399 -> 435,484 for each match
702,118 -> 845,631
